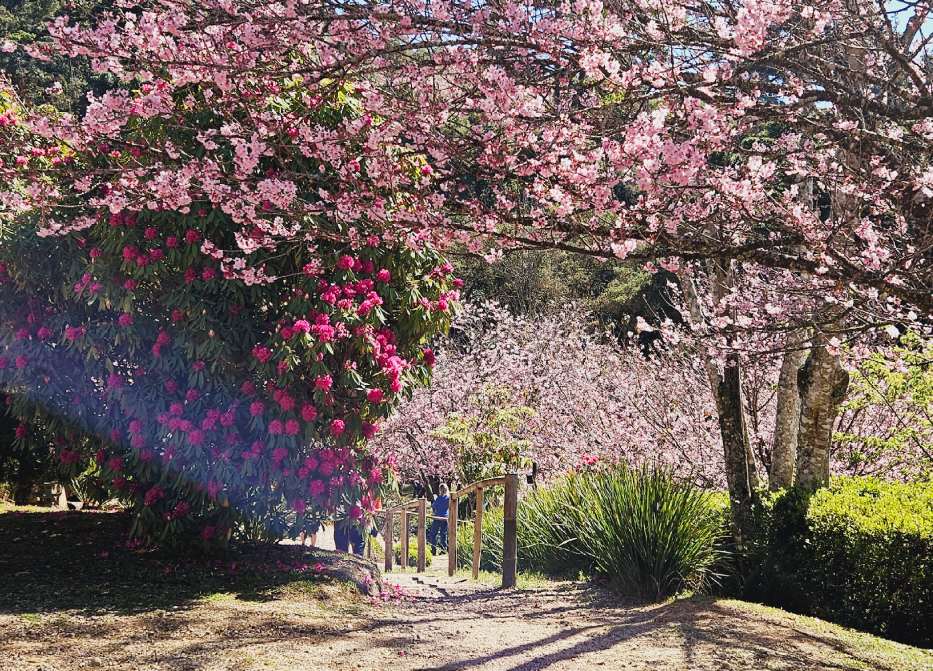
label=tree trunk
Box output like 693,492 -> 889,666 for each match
769,329 -> 809,490
679,273 -> 760,551
795,335 -> 849,489
709,353 -> 761,550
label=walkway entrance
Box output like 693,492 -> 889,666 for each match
377,473 -> 519,588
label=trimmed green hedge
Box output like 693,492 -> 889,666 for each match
749,478 -> 933,647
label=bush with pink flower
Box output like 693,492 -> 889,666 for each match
0,90 -> 457,548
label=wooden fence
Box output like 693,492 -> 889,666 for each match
448,474 -> 518,589
375,473 -> 518,589
380,498 -> 427,572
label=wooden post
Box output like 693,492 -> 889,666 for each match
447,493 -> 458,577
417,499 -> 427,573
472,486 -> 484,580
502,474 -> 518,589
384,511 -> 393,572
400,508 -> 410,569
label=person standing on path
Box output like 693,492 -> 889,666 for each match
430,483 -> 450,555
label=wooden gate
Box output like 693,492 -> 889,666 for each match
380,498 -> 428,572
375,473 -> 518,588
448,474 -> 518,589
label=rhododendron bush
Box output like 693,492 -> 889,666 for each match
0,87 -> 458,546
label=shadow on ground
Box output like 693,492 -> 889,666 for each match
0,509 -> 378,616
1,509 -> 929,671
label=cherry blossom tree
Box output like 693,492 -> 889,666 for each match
373,303 -> 730,490
3,0 -> 933,548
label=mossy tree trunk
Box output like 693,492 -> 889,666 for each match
795,334 -> 849,489
770,329 -> 809,491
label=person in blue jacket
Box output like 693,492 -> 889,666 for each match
429,483 -> 450,555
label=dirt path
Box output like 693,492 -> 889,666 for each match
4,564 -> 931,671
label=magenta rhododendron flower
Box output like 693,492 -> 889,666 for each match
337,255 -> 354,270
174,501 -> 191,518
108,457 -> 124,472
118,313 -> 133,327
285,419 -> 300,435
376,269 -> 391,282
59,450 -> 80,464
367,389 -> 384,403
268,420 -> 284,435
301,404 -> 317,421
249,401 -> 265,417
314,375 -> 332,391
252,345 -> 272,363
15,424 -> 28,438
329,419 -> 345,436
144,486 -> 165,506
361,422 -> 379,439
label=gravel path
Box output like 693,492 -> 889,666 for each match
2,563 -> 931,671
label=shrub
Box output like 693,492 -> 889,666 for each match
751,478 -> 933,647
455,464 -> 727,600
575,465 -> 727,600
517,474 -> 592,576
456,506 -> 504,572
0,88 -> 456,549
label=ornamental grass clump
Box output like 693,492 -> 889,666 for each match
573,464 -> 726,600
515,474 -> 592,576
455,464 -> 726,600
